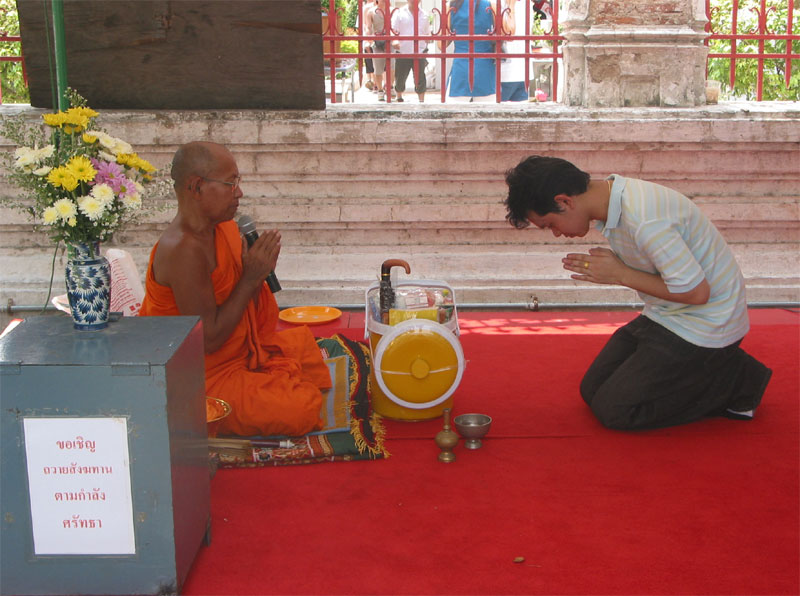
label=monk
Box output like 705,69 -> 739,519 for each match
139,141 -> 331,436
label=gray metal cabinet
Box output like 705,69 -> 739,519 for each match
1,315 -> 209,595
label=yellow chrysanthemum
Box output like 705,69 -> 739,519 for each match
67,217 -> 77,227
82,133 -> 98,144
63,109 -> 90,132
135,156 -> 156,173
42,112 -> 66,127
42,207 -> 59,225
61,175 -> 79,192
46,167 -> 79,191
46,167 -> 64,185
53,198 -> 77,220
67,155 -> 97,183
69,106 -> 98,120
63,124 -> 85,135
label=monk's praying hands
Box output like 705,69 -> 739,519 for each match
242,229 -> 281,284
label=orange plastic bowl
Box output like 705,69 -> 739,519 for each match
206,397 -> 231,437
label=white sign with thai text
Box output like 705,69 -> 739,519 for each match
23,417 -> 136,555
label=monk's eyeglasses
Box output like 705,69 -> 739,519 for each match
201,175 -> 242,193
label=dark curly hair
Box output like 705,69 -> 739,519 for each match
504,156 -> 591,229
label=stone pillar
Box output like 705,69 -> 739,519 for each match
561,0 -> 709,107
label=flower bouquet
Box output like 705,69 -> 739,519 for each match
1,90 -> 161,330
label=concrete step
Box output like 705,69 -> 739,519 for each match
3,243 -> 797,309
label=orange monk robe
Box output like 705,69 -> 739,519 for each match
139,220 -> 331,437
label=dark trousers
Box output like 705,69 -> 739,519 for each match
394,57 -> 427,94
580,315 -> 769,430
364,47 -> 374,74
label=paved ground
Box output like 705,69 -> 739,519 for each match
325,57 -> 551,106
329,79 -> 545,105
328,72 -> 447,105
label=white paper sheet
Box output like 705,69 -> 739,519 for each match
23,417 -> 136,555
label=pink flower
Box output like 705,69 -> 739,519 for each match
91,159 -> 124,191
116,176 -> 138,199
535,89 -> 548,102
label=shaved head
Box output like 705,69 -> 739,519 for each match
171,141 -> 227,188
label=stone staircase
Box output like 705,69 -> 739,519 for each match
1,104 -> 798,311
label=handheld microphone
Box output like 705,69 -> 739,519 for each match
236,215 -> 282,293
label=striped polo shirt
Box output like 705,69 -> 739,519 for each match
597,175 -> 749,348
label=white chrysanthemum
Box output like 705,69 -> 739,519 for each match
111,138 -> 133,155
78,196 -> 105,221
89,130 -> 132,155
87,130 -> 113,149
53,198 -> 77,221
91,183 -> 115,207
14,147 -> 37,168
33,166 -> 52,176
67,217 -> 77,227
121,193 -> 142,210
134,181 -> 144,193
42,207 -> 59,225
98,150 -> 117,163
37,145 -> 55,160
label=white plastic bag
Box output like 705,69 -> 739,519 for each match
107,248 -> 144,316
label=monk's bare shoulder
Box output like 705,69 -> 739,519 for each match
151,224 -> 211,288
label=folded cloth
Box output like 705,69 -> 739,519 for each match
210,334 -> 388,467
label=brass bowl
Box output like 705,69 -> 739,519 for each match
453,413 -> 492,449
206,397 -> 232,438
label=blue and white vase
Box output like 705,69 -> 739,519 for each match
65,242 -> 111,331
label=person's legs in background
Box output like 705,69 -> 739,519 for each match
411,58 -> 427,102
364,47 -> 376,90
393,57 -> 413,102
501,81 -> 528,101
373,53 -> 387,100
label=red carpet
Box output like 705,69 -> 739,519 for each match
183,310 -> 799,595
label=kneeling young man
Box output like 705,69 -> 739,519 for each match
504,155 -> 771,430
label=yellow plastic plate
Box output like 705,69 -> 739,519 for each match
279,306 -> 342,325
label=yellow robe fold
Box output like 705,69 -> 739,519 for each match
139,220 -> 331,436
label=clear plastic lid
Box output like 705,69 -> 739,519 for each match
366,281 -> 457,328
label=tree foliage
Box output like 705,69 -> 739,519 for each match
0,0 -> 29,103
707,0 -> 799,100
322,0 -> 360,32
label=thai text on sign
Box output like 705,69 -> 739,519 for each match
23,417 -> 136,555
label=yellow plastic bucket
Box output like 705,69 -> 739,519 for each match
368,318 -> 464,421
